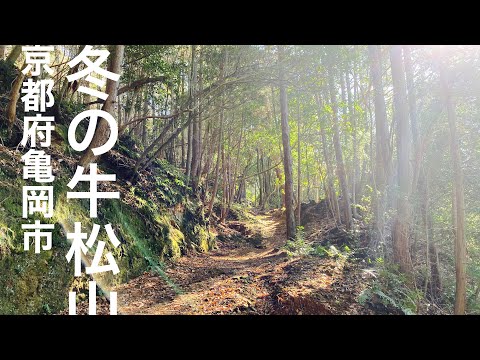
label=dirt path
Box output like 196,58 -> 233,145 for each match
115,203 -> 377,315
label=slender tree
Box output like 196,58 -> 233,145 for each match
327,52 -> 353,231
297,101 -> 302,225
6,61 -> 25,129
368,45 -> 391,247
315,93 -> 341,225
207,48 -> 227,219
390,45 -> 413,274
278,45 -> 296,240
439,51 -> 467,315
346,63 -> 359,218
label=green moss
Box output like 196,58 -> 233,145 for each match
167,228 -> 184,259
181,200 -> 216,253
0,175 -> 78,314
193,225 -> 214,253
0,139 -> 212,313
107,201 -> 183,295
100,201 -> 150,285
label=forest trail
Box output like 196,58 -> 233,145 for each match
114,202 -> 377,315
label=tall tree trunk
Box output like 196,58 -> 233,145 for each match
404,46 -> 418,145
278,45 -> 296,240
404,45 -> 439,293
0,45 -> 6,60
169,94 -> 176,165
133,97 -> 141,138
190,45 -> 201,186
390,45 -> 413,274
404,46 -> 424,193
315,93 -> 341,225
186,122 -> 193,178
180,74 -> 186,169
439,53 -> 467,315
227,113 -> 244,213
297,102 -> 301,225
142,90 -> 148,147
207,113 -> 223,220
127,90 -> 140,134
369,45 -> 391,247
6,45 -> 21,65
185,55 -> 194,179
6,61 -> 25,129
340,68 -> 350,183
327,58 -> 353,231
305,146 -> 311,201
201,121 -> 214,185
271,87 -> 285,209
117,94 -> 123,129
206,48 -> 227,219
353,46 -> 362,204
346,67 -> 359,218
220,134 -> 227,222
257,148 -> 263,207
421,168 -> 442,299
196,46 -> 204,180
181,129 -> 186,168
79,45 -> 124,167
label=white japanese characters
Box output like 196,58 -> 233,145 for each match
21,46 -> 56,256
22,149 -> 55,182
22,46 -> 54,76
66,45 -> 120,100
68,109 -> 118,155
21,78 -> 54,112
21,115 -> 55,148
67,163 -> 119,218
19,45 -> 121,315
22,220 -> 54,253
64,45 -> 121,315
23,186 -> 54,218
66,222 -> 120,277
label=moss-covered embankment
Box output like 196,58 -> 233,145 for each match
0,60 -> 215,314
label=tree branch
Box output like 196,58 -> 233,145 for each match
82,76 -> 167,107
242,161 -> 282,180
119,112 -> 190,134
117,76 -> 167,96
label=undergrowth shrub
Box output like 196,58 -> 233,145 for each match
358,258 -> 424,315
